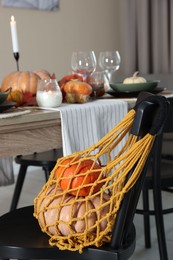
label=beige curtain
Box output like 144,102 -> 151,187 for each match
118,0 -> 173,75
0,157 -> 14,186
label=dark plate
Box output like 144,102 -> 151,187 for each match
0,102 -> 16,113
0,92 -> 9,105
106,87 -> 165,98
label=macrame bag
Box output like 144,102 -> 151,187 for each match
34,94 -> 168,253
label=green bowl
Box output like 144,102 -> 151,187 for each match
110,80 -> 159,93
0,91 -> 9,105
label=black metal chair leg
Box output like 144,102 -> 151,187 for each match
153,135 -> 168,260
142,188 -> 151,248
9,165 -> 28,212
43,166 -> 52,181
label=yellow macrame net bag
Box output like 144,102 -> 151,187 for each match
34,108 -> 155,253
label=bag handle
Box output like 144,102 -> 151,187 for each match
131,92 -> 170,136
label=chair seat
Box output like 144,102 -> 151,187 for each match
15,148 -> 63,167
0,206 -> 136,260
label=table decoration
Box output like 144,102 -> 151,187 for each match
110,80 -> 159,93
88,71 -> 105,98
36,79 -> 62,108
58,73 -> 84,101
1,71 -> 41,104
57,99 -> 128,159
123,71 -> 147,84
10,16 -> 20,71
106,87 -> 165,98
63,80 -> 92,103
71,51 -> 97,81
98,51 -> 121,83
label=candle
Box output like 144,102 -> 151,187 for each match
36,79 -> 62,108
10,16 -> 19,53
36,90 -> 62,108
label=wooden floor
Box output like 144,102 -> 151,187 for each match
0,165 -> 173,260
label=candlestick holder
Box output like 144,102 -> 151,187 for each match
13,52 -> 20,71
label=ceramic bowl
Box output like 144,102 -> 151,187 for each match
109,80 -> 159,93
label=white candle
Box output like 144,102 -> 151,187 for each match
10,16 -> 19,53
36,90 -> 62,108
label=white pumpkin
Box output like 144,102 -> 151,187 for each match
123,71 -> 147,84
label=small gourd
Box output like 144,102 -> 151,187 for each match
123,71 -> 147,84
63,80 -> 92,103
6,88 -> 24,106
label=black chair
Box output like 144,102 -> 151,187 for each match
10,148 -> 63,211
0,94 -> 169,260
136,97 -> 173,260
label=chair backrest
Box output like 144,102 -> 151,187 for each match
34,92 -> 169,253
110,93 -> 169,249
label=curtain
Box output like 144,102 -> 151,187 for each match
0,157 -> 14,186
118,0 -> 173,75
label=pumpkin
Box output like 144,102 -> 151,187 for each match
58,74 -> 83,91
56,157 -> 103,196
35,185 -> 110,236
6,89 -> 24,106
33,69 -> 54,80
1,71 -> 41,95
64,80 -> 92,95
58,74 -> 84,102
123,71 -> 147,84
63,80 -> 92,103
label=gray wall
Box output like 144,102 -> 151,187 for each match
0,0 -> 121,81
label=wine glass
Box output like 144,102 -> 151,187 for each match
88,71 -> 105,98
71,51 -> 97,81
98,51 -> 121,82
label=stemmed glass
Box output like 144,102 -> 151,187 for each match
71,51 -> 97,81
98,51 -> 121,83
88,71 -> 105,98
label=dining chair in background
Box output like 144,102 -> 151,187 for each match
10,148 -> 63,211
0,93 -> 169,260
136,96 -> 173,260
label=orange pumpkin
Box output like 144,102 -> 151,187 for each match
58,74 -> 84,102
64,80 -> 92,95
1,71 -> 41,95
56,158 -> 102,196
6,89 -> 24,106
63,80 -> 92,103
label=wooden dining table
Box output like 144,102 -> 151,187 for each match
0,108 -> 63,157
1,90 -> 173,158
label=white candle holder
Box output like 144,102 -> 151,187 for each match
36,79 -> 62,108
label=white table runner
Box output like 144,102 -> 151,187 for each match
57,100 -> 128,158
